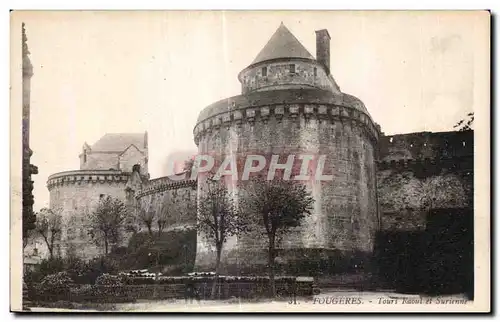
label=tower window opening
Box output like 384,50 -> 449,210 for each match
83,152 -> 87,163
261,67 -> 267,77
314,67 -> 317,76
289,64 -> 296,74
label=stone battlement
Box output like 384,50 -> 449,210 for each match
379,130 -> 473,162
376,155 -> 473,173
194,99 -> 380,146
196,88 -> 372,123
47,169 -> 130,190
135,176 -> 197,198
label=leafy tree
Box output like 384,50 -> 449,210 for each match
197,178 -> 244,299
88,196 -> 129,255
454,112 -> 474,131
34,208 -> 62,259
239,176 -> 315,297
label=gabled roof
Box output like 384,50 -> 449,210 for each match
251,23 -> 315,65
90,133 -> 146,153
119,144 -> 143,157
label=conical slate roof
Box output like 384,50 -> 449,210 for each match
251,23 -> 314,65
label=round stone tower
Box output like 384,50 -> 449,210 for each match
47,132 -> 149,259
47,170 -> 132,259
193,24 -> 380,275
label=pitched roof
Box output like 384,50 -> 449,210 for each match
90,133 -> 146,152
251,23 -> 314,65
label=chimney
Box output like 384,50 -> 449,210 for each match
315,29 -> 331,74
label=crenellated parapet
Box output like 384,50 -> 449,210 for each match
135,176 -> 197,198
47,169 -> 130,190
377,130 -> 474,178
377,155 -> 473,173
194,89 -> 380,146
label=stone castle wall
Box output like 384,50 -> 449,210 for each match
132,177 -> 198,272
193,93 -> 380,274
376,130 -> 474,231
135,176 -> 198,231
47,170 -> 131,259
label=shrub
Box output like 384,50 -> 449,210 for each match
70,284 -> 94,296
38,257 -> 65,277
24,269 -> 44,286
117,273 -> 132,285
95,274 -> 123,286
38,271 -> 74,295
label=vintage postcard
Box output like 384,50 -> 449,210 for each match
10,10 -> 490,313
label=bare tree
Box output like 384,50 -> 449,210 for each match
135,194 -> 180,240
239,176 -> 315,298
135,196 -> 157,237
34,207 -> 62,259
197,178 -> 243,299
156,195 -> 180,237
88,196 -> 130,255
454,112 -> 474,132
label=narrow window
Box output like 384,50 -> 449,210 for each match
261,67 -> 267,77
83,152 -> 87,163
314,67 -> 317,76
289,64 -> 296,74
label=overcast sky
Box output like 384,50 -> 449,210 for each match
14,11 -> 486,211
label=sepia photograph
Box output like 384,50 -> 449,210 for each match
10,10 -> 490,313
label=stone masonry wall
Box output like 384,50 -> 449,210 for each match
119,146 -> 148,175
81,152 -> 120,171
47,171 -> 130,259
194,102 -> 379,274
377,130 -> 473,231
135,177 -> 198,231
80,146 -> 147,174
377,169 -> 472,231
239,59 -> 339,95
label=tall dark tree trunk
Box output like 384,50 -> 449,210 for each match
211,246 -> 222,299
42,235 -> 53,259
268,238 -> 276,298
104,238 -> 109,255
